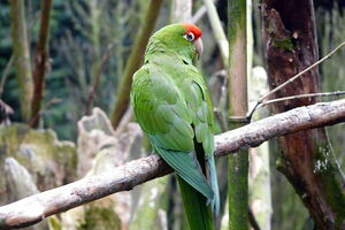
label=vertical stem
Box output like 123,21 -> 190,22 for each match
10,0 -> 34,122
84,0 -> 103,115
110,0 -> 163,129
171,0 -> 192,23
203,0 -> 229,67
31,0 -> 53,127
227,0 -> 249,230
247,1 -> 272,229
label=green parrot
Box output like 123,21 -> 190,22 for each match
130,23 -> 219,229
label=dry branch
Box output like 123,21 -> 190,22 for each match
247,41 -> 345,121
31,0 -> 53,127
0,99 -> 345,229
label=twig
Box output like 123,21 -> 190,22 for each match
257,91 -> 345,109
248,207 -> 261,230
85,43 -> 116,114
211,69 -> 228,131
0,99 -> 345,229
203,0 -> 229,67
247,41 -> 345,121
0,99 -> 14,125
0,55 -> 14,98
235,91 -> 345,123
191,0 -> 218,24
29,98 -> 62,126
191,5 -> 207,24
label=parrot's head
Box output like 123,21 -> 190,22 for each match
147,23 -> 203,63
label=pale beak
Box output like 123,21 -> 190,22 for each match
194,38 -> 203,57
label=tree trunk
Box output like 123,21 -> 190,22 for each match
110,0 -> 163,129
31,0 -> 52,127
261,1 -> 345,229
10,0 -> 34,122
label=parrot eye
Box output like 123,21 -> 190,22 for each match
184,32 -> 195,41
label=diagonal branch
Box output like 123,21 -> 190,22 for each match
0,99 -> 345,229
247,41 -> 345,121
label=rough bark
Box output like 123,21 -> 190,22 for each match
261,1 -> 345,229
0,99 -> 344,230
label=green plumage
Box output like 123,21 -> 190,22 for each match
130,24 -> 219,229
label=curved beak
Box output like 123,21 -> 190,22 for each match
194,38 -> 203,57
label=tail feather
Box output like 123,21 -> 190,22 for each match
153,146 -> 214,201
178,176 -> 215,230
207,154 -> 220,215
152,142 -> 217,230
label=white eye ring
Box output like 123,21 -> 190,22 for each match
183,32 -> 195,41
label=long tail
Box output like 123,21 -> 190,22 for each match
152,145 -> 216,230
177,176 -> 215,230
207,153 -> 220,215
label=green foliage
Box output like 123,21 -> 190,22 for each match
78,205 -> 121,230
48,216 -> 62,230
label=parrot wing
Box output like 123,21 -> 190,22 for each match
183,74 -> 220,214
131,65 -> 214,202
151,145 -> 214,200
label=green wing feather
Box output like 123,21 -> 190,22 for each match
131,52 -> 220,228
151,144 -> 213,200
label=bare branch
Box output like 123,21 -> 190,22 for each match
261,41 -> 345,102
258,91 -> 345,109
85,43 -> 116,114
0,55 -> 14,98
30,0 -> 53,128
191,0 -> 218,24
203,0 -> 229,67
0,99 -> 345,229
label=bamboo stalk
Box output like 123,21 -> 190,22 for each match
227,0 -> 249,229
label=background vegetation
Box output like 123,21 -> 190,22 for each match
0,0 -> 344,229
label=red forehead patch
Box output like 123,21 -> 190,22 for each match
182,24 -> 202,39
